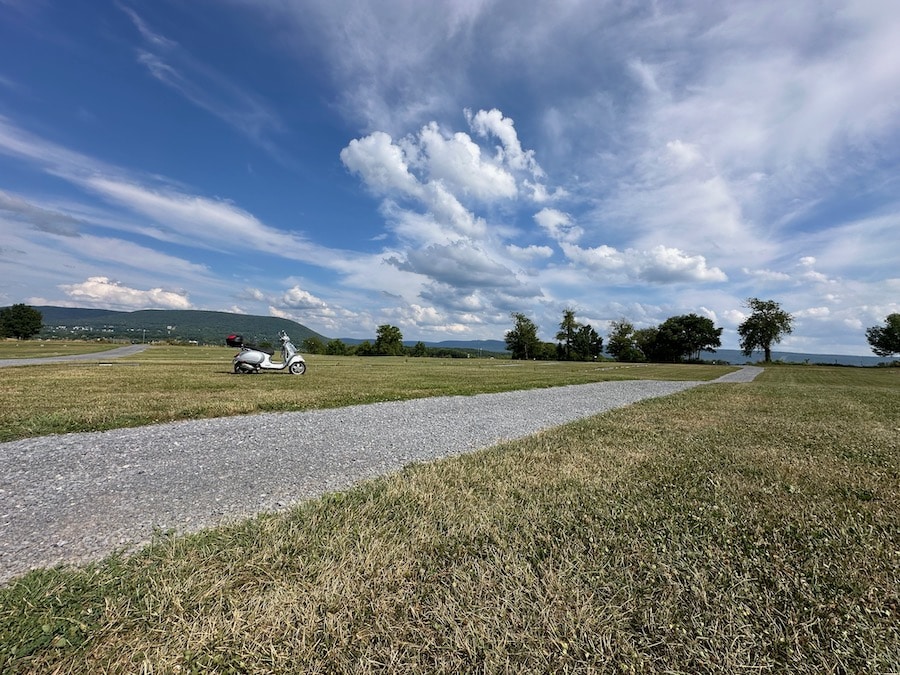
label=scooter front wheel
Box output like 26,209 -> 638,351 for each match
289,361 -> 307,375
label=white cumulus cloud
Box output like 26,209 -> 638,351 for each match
562,243 -> 727,284
534,208 -> 583,243
59,276 -> 191,310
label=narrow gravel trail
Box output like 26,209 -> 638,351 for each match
0,367 -> 762,583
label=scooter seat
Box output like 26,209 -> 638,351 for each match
245,343 -> 275,356
240,341 -> 275,356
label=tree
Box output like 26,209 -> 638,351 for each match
505,312 -> 541,360
606,319 -> 632,360
354,340 -> 374,356
865,313 -> 900,357
555,308 -> 581,360
0,304 -> 43,340
571,324 -> 603,360
325,339 -> 348,356
373,324 -> 404,355
302,336 -> 324,354
656,313 -> 723,361
537,342 -> 558,360
606,319 -> 644,362
633,327 -> 662,362
738,298 -> 793,363
411,341 -> 428,357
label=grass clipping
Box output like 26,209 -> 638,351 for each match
1,368 -> 898,673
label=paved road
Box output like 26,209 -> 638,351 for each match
0,344 -> 150,367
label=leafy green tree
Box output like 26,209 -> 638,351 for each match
302,336 -> 324,354
505,312 -> 541,360
656,313 -> 723,361
411,341 -> 428,357
606,319 -> 632,360
646,323 -> 682,362
738,298 -> 793,363
633,327 -> 662,362
0,304 -> 43,340
325,339 -> 348,355
373,324 -> 404,355
537,341 -> 558,360
571,324 -> 603,360
865,313 -> 900,357
606,319 -> 644,362
555,308 -> 581,360
354,340 -> 374,356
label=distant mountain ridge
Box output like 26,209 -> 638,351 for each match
35,306 -> 326,345
699,348 -> 894,367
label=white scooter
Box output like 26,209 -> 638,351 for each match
227,330 -> 307,374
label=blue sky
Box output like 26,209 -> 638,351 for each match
1,1 -> 898,355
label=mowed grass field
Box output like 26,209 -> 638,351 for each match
0,362 -> 897,673
0,344 -> 729,442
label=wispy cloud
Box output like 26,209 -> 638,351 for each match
0,114 -> 376,314
0,189 -> 82,236
121,5 -> 286,155
0,116 -> 363,272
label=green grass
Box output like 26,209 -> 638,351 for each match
1,366 -> 897,673
0,347 -> 730,441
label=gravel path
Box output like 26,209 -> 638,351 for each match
0,344 -> 150,368
0,367 -> 762,583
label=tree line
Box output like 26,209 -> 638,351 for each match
298,324 -> 496,359
507,299 -> 900,363
505,308 -> 725,363
3,302 -> 899,360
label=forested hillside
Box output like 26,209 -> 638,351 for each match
36,307 -> 326,345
